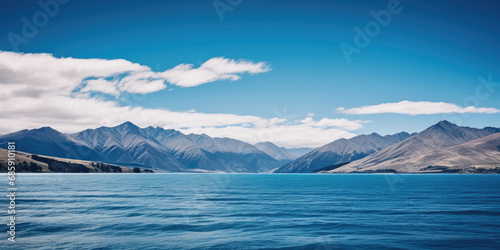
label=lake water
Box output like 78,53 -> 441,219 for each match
2,174 -> 500,249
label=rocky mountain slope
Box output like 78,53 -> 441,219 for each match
274,132 -> 413,173
0,122 -> 287,172
329,121 -> 500,173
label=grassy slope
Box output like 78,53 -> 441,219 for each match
0,148 -> 152,173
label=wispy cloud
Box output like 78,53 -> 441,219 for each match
337,101 -> 500,115
159,57 -> 271,87
299,114 -> 368,131
0,51 -> 365,148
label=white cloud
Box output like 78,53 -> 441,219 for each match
159,57 -> 271,87
120,79 -> 167,94
299,114 -> 367,131
0,51 -> 148,97
337,101 -> 500,115
115,71 -> 167,94
0,51 -> 270,97
0,51 -> 365,148
81,79 -> 120,97
315,118 -> 368,130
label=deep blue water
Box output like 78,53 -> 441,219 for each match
1,174 -> 500,249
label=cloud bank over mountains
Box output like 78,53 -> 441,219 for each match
0,51 -> 363,147
2,51 -> 498,147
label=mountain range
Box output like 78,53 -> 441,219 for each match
0,122 -> 307,173
254,141 -> 312,164
0,120 -> 498,173
274,132 -> 415,173
328,121 -> 500,173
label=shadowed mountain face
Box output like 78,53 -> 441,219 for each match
274,132 -> 414,173
0,127 -> 103,161
254,142 -> 299,164
484,127 -> 500,134
69,122 -> 186,171
331,121 -> 500,173
182,134 -> 281,172
0,122 -> 285,173
285,147 -> 314,158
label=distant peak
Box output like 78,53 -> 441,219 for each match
432,120 -> 457,129
114,121 -> 141,133
144,125 -> 162,132
116,121 -> 138,128
38,126 -> 54,130
394,131 -> 409,135
120,121 -> 135,126
35,127 -> 59,133
390,131 -> 411,137
424,120 -> 461,134
354,133 -> 381,139
256,141 -> 274,145
28,126 -> 61,136
437,120 -> 453,125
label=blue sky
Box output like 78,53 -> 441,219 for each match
0,0 -> 499,147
